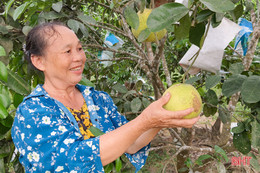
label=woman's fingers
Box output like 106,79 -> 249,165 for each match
163,115 -> 200,128
163,108 -> 194,119
157,92 -> 171,106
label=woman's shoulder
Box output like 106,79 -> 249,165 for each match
18,85 -> 56,111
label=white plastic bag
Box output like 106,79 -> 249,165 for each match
179,18 -> 241,74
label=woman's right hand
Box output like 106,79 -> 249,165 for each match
140,92 -> 200,129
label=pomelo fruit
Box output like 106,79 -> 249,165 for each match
132,8 -> 167,42
163,83 -> 202,119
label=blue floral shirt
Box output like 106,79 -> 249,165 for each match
11,84 -> 149,173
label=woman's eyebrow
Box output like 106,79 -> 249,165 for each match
61,41 -> 82,50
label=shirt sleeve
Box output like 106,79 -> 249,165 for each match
98,91 -> 150,172
11,98 -> 104,173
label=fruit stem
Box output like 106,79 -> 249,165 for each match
182,16 -> 212,83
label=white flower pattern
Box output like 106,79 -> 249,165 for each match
42,116 -> 51,124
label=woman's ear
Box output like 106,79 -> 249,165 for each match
31,55 -> 45,71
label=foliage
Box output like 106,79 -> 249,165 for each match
179,145 -> 229,172
0,0 -> 259,172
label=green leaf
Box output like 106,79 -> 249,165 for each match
89,126 -> 104,137
214,145 -> 228,162
67,19 -> 80,33
137,28 -> 151,42
22,26 -> 33,36
175,14 -> 191,40
203,104 -> 217,117
247,153 -> 260,171
4,0 -> 15,19
184,157 -> 193,168
205,75 -> 221,89
52,1 -> 63,13
189,23 -> 205,47
0,123 -> 9,136
251,120 -> 260,148
147,2 -> 189,32
79,78 -> 95,87
233,131 -> 251,154
195,154 -> 213,166
0,61 -> 7,82
104,162 -> 114,173
122,90 -> 137,101
142,97 -> 150,108
231,0 -> 240,3
77,14 -> 97,25
184,76 -> 201,84
0,103 -> 8,119
115,157 -> 122,172
131,97 -> 142,113
112,83 -> 128,94
79,23 -> 89,38
41,11 -> 63,20
0,38 -> 13,60
13,93 -> 24,108
0,46 -> 6,57
200,0 -> 235,13
245,1 -> 254,13
0,93 -> 11,109
229,62 -> 244,74
5,69 -> 31,95
196,10 -> 214,23
241,76 -> 260,103
218,105 -> 230,124
13,2 -> 30,21
124,101 -> 131,112
210,14 -> 221,28
0,25 -> 8,35
231,4 -> 243,20
0,158 -> 4,173
204,89 -> 218,106
222,74 -> 247,97
231,122 -> 245,134
123,7 -> 139,30
0,115 -> 13,128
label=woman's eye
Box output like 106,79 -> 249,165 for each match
65,50 -> 71,53
78,47 -> 83,51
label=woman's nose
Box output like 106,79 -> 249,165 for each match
73,51 -> 84,61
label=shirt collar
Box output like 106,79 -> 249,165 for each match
24,84 -> 94,100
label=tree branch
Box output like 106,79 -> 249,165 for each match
92,0 -> 122,14
168,128 -> 186,146
172,146 -> 214,159
153,36 -> 167,72
84,44 -> 142,61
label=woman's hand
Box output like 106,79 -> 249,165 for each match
140,92 -> 200,129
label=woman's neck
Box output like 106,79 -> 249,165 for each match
43,80 -> 84,109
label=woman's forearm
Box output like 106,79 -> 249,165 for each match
99,114 -> 149,166
126,127 -> 161,154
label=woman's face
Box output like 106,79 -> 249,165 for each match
41,25 -> 86,87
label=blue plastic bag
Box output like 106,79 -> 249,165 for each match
234,18 -> 253,56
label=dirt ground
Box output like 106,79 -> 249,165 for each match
140,116 -> 260,173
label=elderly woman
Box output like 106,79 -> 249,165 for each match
11,22 -> 199,172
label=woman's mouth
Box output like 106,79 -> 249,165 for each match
70,67 -> 81,71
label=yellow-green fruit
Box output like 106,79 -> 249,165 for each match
132,8 -> 167,42
163,83 -> 202,119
